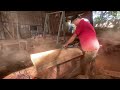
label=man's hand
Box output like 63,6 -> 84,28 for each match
63,33 -> 77,49
63,43 -> 68,48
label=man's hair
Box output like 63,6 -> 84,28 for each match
71,15 -> 80,22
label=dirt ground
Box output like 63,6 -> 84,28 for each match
95,45 -> 120,75
3,45 -> 120,79
0,35 -> 65,78
1,33 -> 120,79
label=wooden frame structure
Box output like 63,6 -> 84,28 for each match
43,11 -> 66,45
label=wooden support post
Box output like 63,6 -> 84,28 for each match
16,23 -> 20,39
47,15 -> 51,34
0,17 -> 5,39
56,65 -> 60,79
0,30 -> 5,40
56,11 -> 63,44
19,40 -> 28,50
12,23 -> 15,39
16,25 -> 20,40
3,23 -> 14,39
46,15 -> 49,34
43,13 -> 48,37
62,11 -> 66,42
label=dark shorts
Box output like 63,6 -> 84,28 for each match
80,49 -> 99,76
82,49 -> 99,62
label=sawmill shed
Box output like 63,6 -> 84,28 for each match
1,11 -> 119,79
0,11 -> 93,40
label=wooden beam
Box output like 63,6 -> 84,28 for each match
47,11 -> 63,15
65,11 -> 84,17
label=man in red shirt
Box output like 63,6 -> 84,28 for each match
63,16 -> 100,78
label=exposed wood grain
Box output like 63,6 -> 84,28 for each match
30,48 -> 83,72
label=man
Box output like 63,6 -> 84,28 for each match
63,16 -> 100,78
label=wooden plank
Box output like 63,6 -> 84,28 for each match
3,23 -> 14,39
103,70 -> 120,78
59,57 -> 81,79
30,48 -> 83,72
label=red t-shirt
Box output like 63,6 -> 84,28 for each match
74,19 -> 100,51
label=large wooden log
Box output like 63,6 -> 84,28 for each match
4,48 -> 82,79
30,48 -> 83,72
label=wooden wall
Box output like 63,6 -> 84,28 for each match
0,11 -> 93,40
0,11 -> 46,40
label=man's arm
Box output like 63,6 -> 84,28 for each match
63,33 -> 77,48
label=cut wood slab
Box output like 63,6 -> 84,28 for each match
30,48 -> 83,72
103,70 -> 120,78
